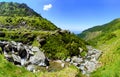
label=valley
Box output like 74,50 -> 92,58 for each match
0,1 -> 118,77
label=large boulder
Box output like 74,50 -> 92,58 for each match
29,50 -> 47,66
0,41 -> 49,72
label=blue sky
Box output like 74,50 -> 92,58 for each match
1,0 -> 120,33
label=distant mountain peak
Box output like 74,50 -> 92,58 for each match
0,2 -> 40,16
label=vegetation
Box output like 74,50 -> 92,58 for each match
0,2 -> 88,77
79,18 -> 120,77
0,54 -> 35,77
0,2 -> 87,60
0,2 -> 40,16
0,54 -> 85,77
0,16 -> 58,31
0,2 -> 92,77
42,32 -> 87,59
0,29 -> 87,60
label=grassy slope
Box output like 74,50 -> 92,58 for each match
79,18 -> 120,77
0,55 -> 35,77
0,54 -> 85,77
91,29 -> 120,77
0,2 -> 88,76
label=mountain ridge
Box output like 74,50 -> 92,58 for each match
0,2 -> 40,16
79,18 -> 120,77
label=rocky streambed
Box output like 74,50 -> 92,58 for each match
0,41 -> 102,76
67,46 -> 102,76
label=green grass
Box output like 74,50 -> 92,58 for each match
0,55 -> 35,77
90,30 -> 120,77
79,18 -> 120,77
0,54 -> 84,77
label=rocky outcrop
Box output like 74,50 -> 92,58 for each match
0,41 -> 49,72
66,46 -> 102,76
0,40 -> 101,75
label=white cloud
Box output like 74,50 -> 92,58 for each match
43,4 -> 52,11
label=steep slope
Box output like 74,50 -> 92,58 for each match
79,18 -> 120,77
0,2 -> 58,31
0,2 -> 87,60
0,2 -> 88,77
78,18 -> 120,43
0,2 -> 40,16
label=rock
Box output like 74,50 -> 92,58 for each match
12,46 -> 18,53
65,57 -> 71,62
54,60 -> 63,63
61,63 -> 65,68
21,59 -> 26,66
0,40 -> 49,72
18,48 -> 27,59
73,63 -> 78,66
12,54 -> 21,65
84,61 -> 97,74
29,50 -> 46,66
17,44 -> 28,59
31,46 -> 40,52
26,65 -> 35,72
4,43 -> 12,53
44,58 -> 49,66
11,41 -> 17,46
0,41 -> 7,51
71,56 -> 83,63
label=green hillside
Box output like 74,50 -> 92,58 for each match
0,2 -> 87,77
0,54 -> 83,77
79,18 -> 120,77
0,2 -> 87,60
0,2 -> 40,16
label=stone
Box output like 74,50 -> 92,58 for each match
31,46 -> 40,52
11,41 -> 17,46
0,41 -> 6,51
12,54 -> 21,65
0,40 -> 49,72
21,59 -> 26,66
61,63 -> 65,68
84,61 -> 96,74
44,58 -> 49,66
18,48 -> 27,59
29,50 -> 46,66
26,65 -> 35,72
73,63 -> 78,66
12,46 -> 18,53
65,57 -> 71,62
71,56 -> 83,63
17,44 -> 28,59
4,44 -> 12,53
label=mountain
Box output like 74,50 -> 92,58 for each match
0,2 -> 88,59
0,2 -> 58,31
79,18 -> 120,77
0,2 -> 88,77
0,2 -> 40,16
